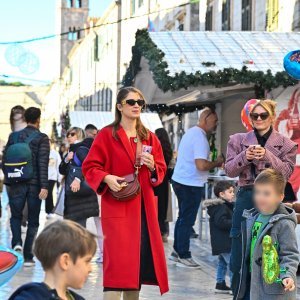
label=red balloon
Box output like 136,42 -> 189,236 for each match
241,99 -> 259,131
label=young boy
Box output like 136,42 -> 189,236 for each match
237,169 -> 299,300
9,220 -> 97,300
203,181 -> 235,294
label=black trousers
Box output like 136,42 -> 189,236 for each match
230,187 -> 254,299
45,180 -> 56,214
155,177 -> 169,235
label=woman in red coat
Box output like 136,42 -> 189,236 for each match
82,87 -> 169,300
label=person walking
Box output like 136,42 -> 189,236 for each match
170,107 -> 224,268
154,128 -> 173,242
8,106 -> 28,227
45,140 -> 62,218
225,99 -> 297,298
59,127 -> 98,228
3,107 -> 50,267
84,124 -> 104,263
82,87 -> 169,299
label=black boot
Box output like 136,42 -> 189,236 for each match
215,281 -> 232,294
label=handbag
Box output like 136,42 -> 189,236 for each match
110,140 -> 142,201
53,184 -> 65,216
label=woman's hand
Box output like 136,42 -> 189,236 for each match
141,152 -> 155,171
70,179 -> 80,192
246,148 -> 255,161
253,146 -> 266,160
66,151 -> 74,162
104,175 -> 125,192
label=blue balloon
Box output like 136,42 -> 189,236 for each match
283,50 -> 300,80
0,246 -> 24,287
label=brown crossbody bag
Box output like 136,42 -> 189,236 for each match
110,140 -> 142,201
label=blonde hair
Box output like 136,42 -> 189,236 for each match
67,127 -> 85,142
110,86 -> 149,140
251,99 -> 277,118
255,169 -> 286,195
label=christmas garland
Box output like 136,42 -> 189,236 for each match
123,29 -> 297,114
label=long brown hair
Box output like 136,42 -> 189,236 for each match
111,87 -> 149,140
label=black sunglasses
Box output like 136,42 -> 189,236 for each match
250,112 -> 270,121
121,99 -> 145,107
67,132 -> 76,138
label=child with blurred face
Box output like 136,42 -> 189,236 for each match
9,220 -> 97,300
237,169 -> 299,300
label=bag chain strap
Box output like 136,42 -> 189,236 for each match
134,139 -> 142,175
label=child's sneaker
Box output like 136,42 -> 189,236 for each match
215,281 -> 231,294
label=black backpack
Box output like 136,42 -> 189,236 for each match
3,131 -> 39,183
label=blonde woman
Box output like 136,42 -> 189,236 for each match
225,99 -> 297,298
59,126 -> 98,228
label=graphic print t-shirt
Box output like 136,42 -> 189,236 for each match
249,213 -> 272,271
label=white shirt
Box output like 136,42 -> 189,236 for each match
172,126 -> 210,187
48,149 -> 62,182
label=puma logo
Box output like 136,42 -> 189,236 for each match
8,167 -> 24,178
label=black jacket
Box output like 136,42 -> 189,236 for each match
59,138 -> 99,221
9,282 -> 84,300
203,198 -> 233,255
4,125 -> 50,189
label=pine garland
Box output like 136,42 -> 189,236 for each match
123,29 -> 298,111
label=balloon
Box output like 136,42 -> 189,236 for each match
241,99 -> 259,131
262,235 -> 280,284
283,50 -> 300,80
0,246 -> 24,287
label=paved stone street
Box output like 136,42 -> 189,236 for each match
0,189 -> 299,300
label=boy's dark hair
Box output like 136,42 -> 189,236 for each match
255,168 -> 286,195
34,220 -> 97,270
214,181 -> 234,198
24,107 -> 41,124
85,124 -> 97,131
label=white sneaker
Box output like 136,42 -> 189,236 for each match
24,259 -> 35,267
176,257 -> 201,269
46,213 -> 56,219
13,245 -> 23,253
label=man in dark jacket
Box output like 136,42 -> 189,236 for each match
203,181 -> 235,294
4,107 -> 49,267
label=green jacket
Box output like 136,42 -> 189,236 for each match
237,203 -> 299,300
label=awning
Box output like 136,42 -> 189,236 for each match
69,111 -> 163,132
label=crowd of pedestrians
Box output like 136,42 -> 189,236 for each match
0,91 -> 299,300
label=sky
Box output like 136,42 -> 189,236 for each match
0,0 -> 111,85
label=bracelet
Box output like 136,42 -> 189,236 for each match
149,166 -> 156,173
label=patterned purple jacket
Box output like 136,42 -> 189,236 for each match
225,130 -> 297,187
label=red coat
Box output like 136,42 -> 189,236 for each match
82,126 -> 169,294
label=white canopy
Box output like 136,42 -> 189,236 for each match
69,111 -> 163,132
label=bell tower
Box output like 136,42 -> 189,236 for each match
56,0 -> 89,77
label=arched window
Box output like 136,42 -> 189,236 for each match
75,0 -> 82,8
67,0 -> 73,8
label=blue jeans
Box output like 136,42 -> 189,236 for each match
216,252 -> 232,284
172,181 -> 204,259
8,183 -> 42,260
230,187 -> 253,298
